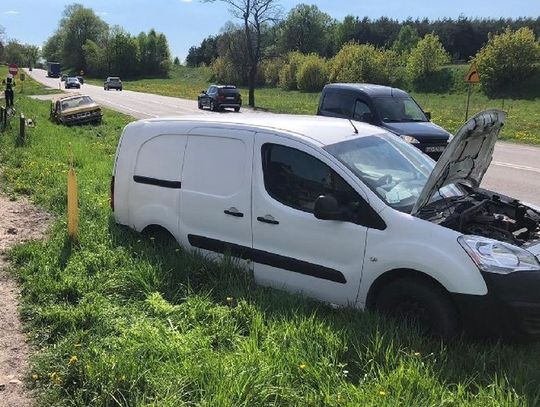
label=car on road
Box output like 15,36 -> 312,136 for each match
50,94 -> 102,125
198,85 -> 242,112
65,77 -> 81,89
317,83 -> 452,160
76,75 -> 85,85
61,74 -> 67,82
111,111 -> 540,340
104,77 -> 122,91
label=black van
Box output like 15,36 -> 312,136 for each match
317,83 -> 451,159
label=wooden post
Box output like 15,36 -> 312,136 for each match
464,83 -> 472,122
18,113 -> 25,145
0,107 -> 5,131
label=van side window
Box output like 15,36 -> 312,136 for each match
321,92 -> 354,117
353,100 -> 373,122
262,143 -> 361,214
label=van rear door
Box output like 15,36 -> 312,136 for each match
180,128 -> 254,264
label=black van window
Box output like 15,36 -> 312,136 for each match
262,143 -> 361,213
353,100 -> 373,122
321,92 -> 354,117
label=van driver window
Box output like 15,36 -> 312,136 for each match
262,143 -> 361,213
353,100 -> 373,122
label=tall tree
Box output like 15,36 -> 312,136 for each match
279,4 -> 333,56
0,25 -> 5,63
202,0 -> 281,107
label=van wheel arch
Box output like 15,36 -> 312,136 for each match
141,224 -> 177,243
365,269 -> 456,311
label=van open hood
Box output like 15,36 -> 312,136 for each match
411,110 -> 506,215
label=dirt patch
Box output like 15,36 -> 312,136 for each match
0,194 -> 52,407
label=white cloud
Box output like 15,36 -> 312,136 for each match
96,11 -> 108,16
181,0 -> 193,2
2,10 -> 19,15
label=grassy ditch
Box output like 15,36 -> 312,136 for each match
86,65 -> 540,145
1,94 -> 540,406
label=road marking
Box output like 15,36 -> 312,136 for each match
492,161 -> 540,174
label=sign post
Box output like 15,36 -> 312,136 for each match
464,63 -> 480,121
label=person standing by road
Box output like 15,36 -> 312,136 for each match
4,74 -> 15,108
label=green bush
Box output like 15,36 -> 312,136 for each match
407,34 -> 450,90
474,27 -> 540,97
210,57 -> 243,85
296,54 -> 328,92
261,58 -> 284,86
328,43 -> 403,86
278,52 -> 304,90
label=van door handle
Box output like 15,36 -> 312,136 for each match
224,207 -> 244,218
257,215 -> 279,225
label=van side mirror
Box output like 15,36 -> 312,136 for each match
424,111 -> 431,121
314,195 -> 344,221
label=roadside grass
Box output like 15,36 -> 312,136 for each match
1,94 -> 540,405
86,65 -> 540,144
0,65 -> 61,96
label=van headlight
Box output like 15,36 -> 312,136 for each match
458,235 -> 540,274
401,135 -> 420,144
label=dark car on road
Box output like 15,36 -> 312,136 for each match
65,77 -> 81,89
317,83 -> 451,160
104,77 -> 123,91
198,85 -> 242,112
76,75 -> 85,85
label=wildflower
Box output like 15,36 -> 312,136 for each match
68,355 -> 78,365
342,369 -> 349,376
379,390 -> 387,396
32,374 -> 39,381
226,297 -> 233,302
414,352 -> 421,356
299,364 -> 306,370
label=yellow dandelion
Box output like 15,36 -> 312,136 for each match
68,355 -> 78,365
32,374 -> 39,381
379,390 -> 387,396
299,364 -> 306,370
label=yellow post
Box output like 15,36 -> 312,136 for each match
67,145 -> 79,239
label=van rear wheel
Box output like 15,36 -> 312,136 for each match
375,277 -> 460,340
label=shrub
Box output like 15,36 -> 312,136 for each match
278,52 -> 304,90
407,33 -> 450,89
328,43 -> 403,86
474,27 -> 540,97
210,57 -> 243,85
261,58 -> 284,86
296,54 -> 328,92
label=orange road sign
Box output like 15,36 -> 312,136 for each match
465,63 -> 480,83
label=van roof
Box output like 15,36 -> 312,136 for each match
134,114 -> 386,147
323,83 -> 410,98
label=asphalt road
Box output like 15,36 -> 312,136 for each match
26,68 -> 540,206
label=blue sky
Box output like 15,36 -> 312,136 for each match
1,0 -> 539,62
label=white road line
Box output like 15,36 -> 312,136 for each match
492,161 -> 540,174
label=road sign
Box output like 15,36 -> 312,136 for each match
8,64 -> 19,76
20,73 -> 26,81
465,63 -> 480,83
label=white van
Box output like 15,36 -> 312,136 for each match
111,111 -> 540,339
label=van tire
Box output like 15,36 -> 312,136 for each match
375,277 -> 460,340
210,100 -> 216,112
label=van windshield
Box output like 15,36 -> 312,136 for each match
373,97 -> 427,123
324,133 -> 462,212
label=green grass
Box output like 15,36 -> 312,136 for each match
1,91 -> 540,406
86,65 -> 540,145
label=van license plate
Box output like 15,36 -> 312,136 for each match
425,146 -> 445,153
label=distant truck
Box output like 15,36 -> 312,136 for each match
47,62 -> 61,78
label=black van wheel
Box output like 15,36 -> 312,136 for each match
375,277 -> 460,340
210,100 -> 216,112
234,107 -> 240,112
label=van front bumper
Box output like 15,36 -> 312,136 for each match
452,271 -> 540,339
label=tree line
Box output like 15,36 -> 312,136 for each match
0,25 -> 40,68
187,7 -> 539,66
42,4 -> 172,78
188,2 -> 540,100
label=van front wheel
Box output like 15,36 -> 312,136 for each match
375,278 -> 460,340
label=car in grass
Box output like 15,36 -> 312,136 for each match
317,83 -> 452,160
50,94 -> 102,125
104,76 -> 122,91
111,111 -> 540,340
65,77 -> 81,89
198,85 -> 242,112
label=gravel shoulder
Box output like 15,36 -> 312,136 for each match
0,194 -> 52,407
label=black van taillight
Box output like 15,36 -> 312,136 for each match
110,176 -> 115,211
